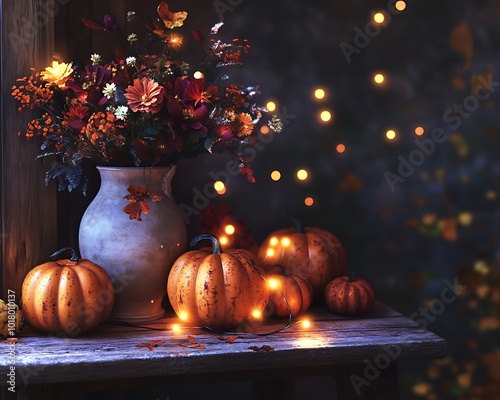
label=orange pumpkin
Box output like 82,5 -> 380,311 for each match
167,234 -> 270,330
21,248 -> 114,336
257,220 -> 347,297
267,265 -> 313,318
324,273 -> 375,316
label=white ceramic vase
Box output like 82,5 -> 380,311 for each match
78,166 -> 187,323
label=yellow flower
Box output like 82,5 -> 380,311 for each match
40,61 -> 73,88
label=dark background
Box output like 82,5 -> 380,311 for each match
49,0 -> 500,398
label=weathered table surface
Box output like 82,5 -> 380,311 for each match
1,302 -> 447,399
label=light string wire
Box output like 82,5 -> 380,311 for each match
110,260 -> 307,336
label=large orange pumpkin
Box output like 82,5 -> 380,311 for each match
324,273 -> 375,316
257,220 -> 347,297
167,234 -> 270,330
267,265 -> 312,318
21,248 -> 114,336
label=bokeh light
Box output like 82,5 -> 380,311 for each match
260,125 -> 270,135
304,197 -> 314,206
266,101 -> 277,112
336,144 -> 346,153
374,73 -> 385,85
320,110 -> 332,122
214,181 -> 226,195
193,71 -> 204,79
386,129 -> 397,140
415,126 -> 425,136
225,224 -> 235,235
297,169 -> 309,181
314,88 -> 326,100
395,1 -> 406,11
270,170 -> 281,181
373,12 -> 385,24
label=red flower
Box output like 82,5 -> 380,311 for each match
124,77 -> 165,114
184,79 -> 218,106
65,104 -> 91,130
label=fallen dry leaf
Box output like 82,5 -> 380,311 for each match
2,338 -> 23,343
136,339 -> 164,351
180,343 -> 206,350
217,335 -> 238,343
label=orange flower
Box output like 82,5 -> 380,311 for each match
235,113 -> 254,137
124,78 -> 165,114
40,61 -> 73,88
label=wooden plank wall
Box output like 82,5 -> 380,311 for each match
1,0 -> 57,298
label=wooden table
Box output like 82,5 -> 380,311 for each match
1,303 -> 446,399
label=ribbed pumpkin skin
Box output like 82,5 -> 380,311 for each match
167,248 -> 270,330
21,259 -> 114,336
267,269 -> 312,317
258,227 -> 347,297
324,276 -> 375,316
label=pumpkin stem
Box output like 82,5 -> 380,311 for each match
347,271 -> 356,282
287,216 -> 304,233
190,234 -> 222,254
49,247 -> 79,262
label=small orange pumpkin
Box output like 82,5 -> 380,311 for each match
324,273 -> 375,316
257,219 -> 347,297
167,234 -> 270,330
21,248 -> 114,336
267,265 -> 313,318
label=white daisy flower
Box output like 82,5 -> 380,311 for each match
102,83 -> 117,99
90,53 -> 102,66
126,56 -> 137,67
114,105 -> 129,120
127,33 -> 138,44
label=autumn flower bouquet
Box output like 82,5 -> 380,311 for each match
12,2 -> 282,208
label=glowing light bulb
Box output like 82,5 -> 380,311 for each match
415,126 -> 424,136
193,71 -> 204,79
269,237 -> 279,246
302,320 -> 311,329
219,236 -> 229,245
373,12 -> 385,24
320,110 -> 332,122
225,224 -> 235,235
251,309 -> 262,319
304,197 -> 314,207
179,312 -> 188,321
297,169 -> 308,181
336,144 -> 346,154
270,170 -> 281,181
281,237 -> 291,247
268,278 -> 279,290
266,101 -> 277,112
172,324 -> 181,333
395,1 -> 406,11
386,129 -> 397,140
314,88 -> 326,100
266,248 -> 275,257
214,181 -> 225,192
374,73 -> 385,85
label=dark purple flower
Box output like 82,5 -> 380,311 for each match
103,14 -> 120,32
166,100 -> 208,133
